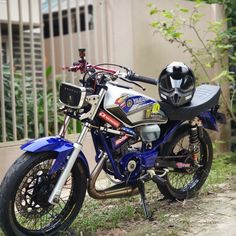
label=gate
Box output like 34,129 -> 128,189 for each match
0,0 -> 108,147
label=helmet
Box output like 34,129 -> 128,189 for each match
158,62 -> 195,107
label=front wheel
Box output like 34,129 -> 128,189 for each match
157,124 -> 213,200
0,152 -> 87,236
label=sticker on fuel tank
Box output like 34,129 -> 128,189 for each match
115,95 -> 155,113
146,102 -> 160,118
152,103 -> 160,113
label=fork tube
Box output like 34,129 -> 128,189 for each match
49,88 -> 107,204
58,115 -> 71,138
49,124 -> 89,204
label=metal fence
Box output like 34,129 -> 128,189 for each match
0,0 -> 108,146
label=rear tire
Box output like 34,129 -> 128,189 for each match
157,124 -> 213,200
0,152 -> 87,236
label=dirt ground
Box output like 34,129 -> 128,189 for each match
94,182 -> 236,236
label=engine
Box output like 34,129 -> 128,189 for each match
105,125 -> 160,180
98,110 -> 161,180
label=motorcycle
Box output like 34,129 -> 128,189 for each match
0,49 -> 225,235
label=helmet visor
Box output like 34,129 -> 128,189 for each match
180,75 -> 195,91
169,76 -> 194,92
160,75 -> 194,92
159,75 -> 174,92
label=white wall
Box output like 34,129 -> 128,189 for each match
45,0 -> 224,98
107,0 -> 224,99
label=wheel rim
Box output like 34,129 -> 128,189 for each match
13,157 -> 75,232
167,134 -> 208,191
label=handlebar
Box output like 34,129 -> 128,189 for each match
128,73 -> 158,85
64,62 -> 158,87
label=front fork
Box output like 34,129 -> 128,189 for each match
48,88 -> 106,205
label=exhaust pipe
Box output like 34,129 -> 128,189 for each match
87,154 -> 139,199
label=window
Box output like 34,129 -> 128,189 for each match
43,5 -> 94,38
53,12 -> 59,37
43,14 -> 50,38
79,5 -> 94,31
62,10 -> 68,35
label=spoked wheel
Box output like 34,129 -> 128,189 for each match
0,152 -> 87,236
157,124 -> 213,200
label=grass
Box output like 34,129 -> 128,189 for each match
71,152 -> 236,235
202,152 -> 236,193
71,196 -> 140,235
0,153 -> 235,235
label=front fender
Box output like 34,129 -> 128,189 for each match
21,136 -> 90,176
21,136 -> 74,153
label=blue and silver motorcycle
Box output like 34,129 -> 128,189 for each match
0,49 -> 225,235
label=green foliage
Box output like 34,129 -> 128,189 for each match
149,2 -> 235,119
203,152 -> 236,191
45,65 -> 53,78
0,65 -> 79,142
188,0 -> 236,26
0,64 -> 27,140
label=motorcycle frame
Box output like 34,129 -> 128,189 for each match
21,85 -> 219,204
91,120 -> 184,182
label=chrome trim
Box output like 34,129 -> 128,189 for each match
48,123 -> 90,205
58,115 -> 71,138
79,87 -> 87,108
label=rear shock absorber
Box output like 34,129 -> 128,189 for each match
189,120 -> 200,163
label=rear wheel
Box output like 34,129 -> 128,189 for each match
157,124 -> 213,200
0,152 -> 87,235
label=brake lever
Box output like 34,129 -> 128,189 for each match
117,72 -> 146,91
130,80 -> 146,91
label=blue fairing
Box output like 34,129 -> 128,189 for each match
21,136 -> 89,175
21,136 -> 74,152
199,111 -> 218,131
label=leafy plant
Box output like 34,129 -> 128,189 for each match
148,1 -> 235,120
0,64 -> 25,141
188,0 -> 236,27
0,64 -> 79,142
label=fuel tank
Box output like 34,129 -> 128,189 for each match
103,83 -> 168,127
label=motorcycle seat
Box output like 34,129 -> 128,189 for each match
159,84 -> 221,120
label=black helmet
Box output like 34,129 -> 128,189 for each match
158,62 -> 195,107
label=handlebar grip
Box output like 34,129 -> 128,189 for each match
130,73 -> 158,85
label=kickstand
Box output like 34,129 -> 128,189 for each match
137,181 -> 153,220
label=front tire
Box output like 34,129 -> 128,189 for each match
0,152 -> 87,236
157,124 -> 213,200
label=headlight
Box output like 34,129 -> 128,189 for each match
59,82 -> 86,108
